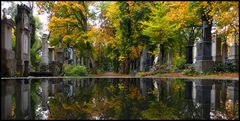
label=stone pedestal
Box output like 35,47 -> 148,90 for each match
15,4 -> 31,76
1,17 -> 16,76
186,45 -> 193,64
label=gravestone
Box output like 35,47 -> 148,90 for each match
167,49 -> 172,70
195,20 -> 214,72
1,9 -> 16,76
222,39 -> 228,64
40,34 -> 49,71
228,33 -> 239,70
15,4 -> 31,76
212,34 -> 222,64
56,35 -> 64,75
48,47 -> 54,62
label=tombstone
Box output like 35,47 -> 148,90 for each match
167,49 -> 172,70
40,34 -> 49,71
186,45 -> 193,64
195,20 -> 214,72
212,34 -> 222,64
1,9 -> 16,76
228,33 -> 239,70
140,46 -> 148,71
222,39 -> 228,64
194,79 -> 212,120
16,79 -> 31,120
48,47 -> 54,62
15,4 -> 31,76
56,35 -> 64,63
1,80 -> 16,120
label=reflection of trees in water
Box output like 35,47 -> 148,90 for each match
44,78 -> 239,120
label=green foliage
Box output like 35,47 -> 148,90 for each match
182,64 -> 198,76
213,61 -> 238,72
175,57 -> 186,70
63,64 -> 88,76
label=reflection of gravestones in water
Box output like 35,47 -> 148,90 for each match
227,80 -> 239,113
1,80 -> 16,120
16,79 -> 31,120
211,81 -> 221,111
40,79 -> 49,111
194,79 -> 213,120
140,78 -> 154,98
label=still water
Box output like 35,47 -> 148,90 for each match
1,78 -> 239,120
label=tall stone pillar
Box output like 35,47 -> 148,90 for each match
15,4 -> 31,76
1,11 -> 16,76
1,80 -> 16,120
16,79 -> 31,120
40,34 -> 49,71
228,32 -> 239,70
140,46 -> 148,71
195,19 -> 214,72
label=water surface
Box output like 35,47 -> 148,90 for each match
1,78 -> 239,120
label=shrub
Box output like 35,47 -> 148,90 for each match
175,57 -> 186,70
182,64 -> 198,76
63,64 -> 88,76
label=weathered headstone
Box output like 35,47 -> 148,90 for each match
56,35 -> 64,64
1,9 -> 16,76
15,4 -> 31,76
140,46 -> 148,71
212,34 -> 222,64
40,34 -> 49,71
228,33 -> 239,69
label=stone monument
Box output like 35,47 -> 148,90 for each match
1,9 -> 16,76
15,4 -> 31,76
